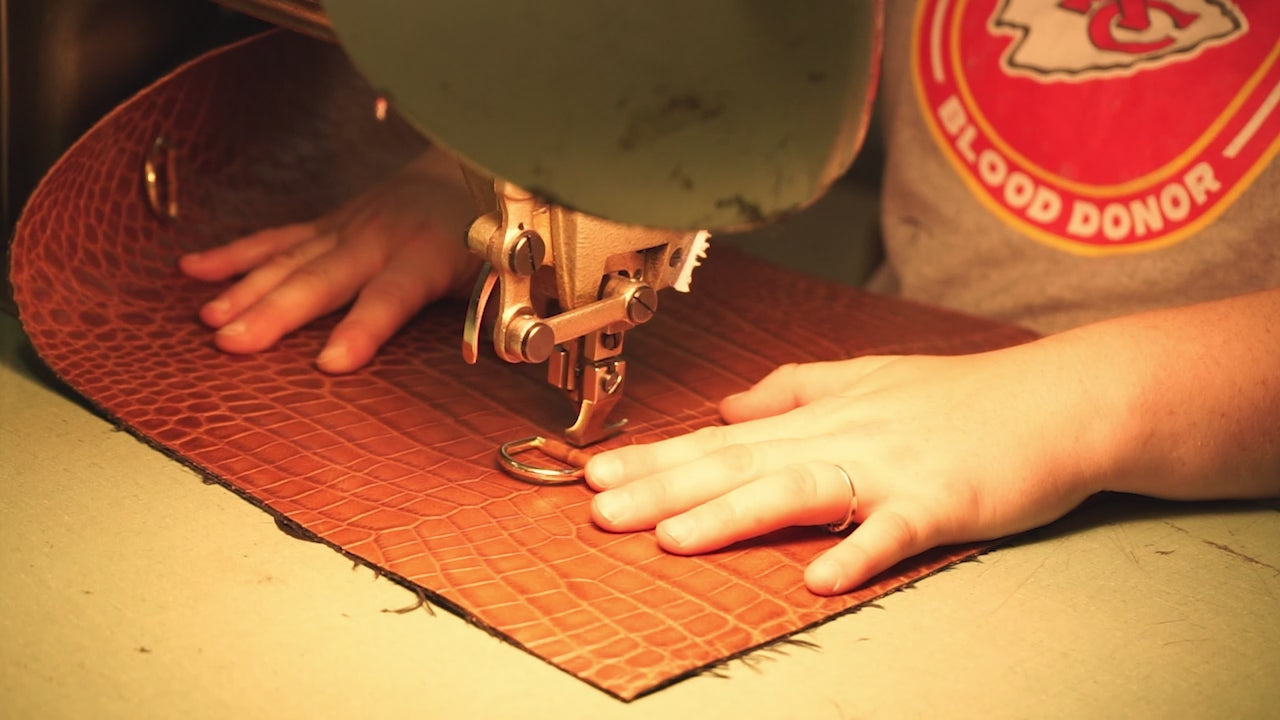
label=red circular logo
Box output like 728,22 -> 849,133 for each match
914,0 -> 1280,253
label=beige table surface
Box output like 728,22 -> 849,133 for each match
3,293 -> 1279,720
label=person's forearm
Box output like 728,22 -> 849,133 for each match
1038,289 -> 1280,501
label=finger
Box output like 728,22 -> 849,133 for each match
719,357 -> 897,424
179,222 -> 318,281
590,438 -> 832,532
585,412 -> 829,491
804,507 -> 933,596
214,234 -> 383,354
315,241 -> 454,374
201,233 -> 336,330
650,461 -> 859,554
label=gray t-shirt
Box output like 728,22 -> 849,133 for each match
869,0 -> 1279,333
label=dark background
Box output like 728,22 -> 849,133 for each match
1,0 -> 272,313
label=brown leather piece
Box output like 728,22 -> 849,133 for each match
10,31 -> 1039,700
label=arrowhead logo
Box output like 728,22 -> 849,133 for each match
992,0 -> 1248,78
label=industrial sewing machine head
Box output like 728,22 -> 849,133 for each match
458,178 -> 711,453
218,0 -> 881,480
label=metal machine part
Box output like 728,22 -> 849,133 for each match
321,0 -> 882,232
313,1 -> 880,460
497,435 -> 593,485
462,180 -> 709,449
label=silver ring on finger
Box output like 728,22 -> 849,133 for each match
825,464 -> 858,533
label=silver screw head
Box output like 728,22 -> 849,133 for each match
520,322 -> 555,363
600,369 -> 624,394
508,231 -> 546,276
626,286 -> 658,324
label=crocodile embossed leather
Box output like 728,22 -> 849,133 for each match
10,31 -> 1038,699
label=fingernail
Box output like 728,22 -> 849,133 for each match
808,560 -> 843,595
316,342 -> 348,370
593,491 -> 630,525
586,455 -> 622,488
659,517 -> 693,548
204,298 -> 230,317
217,320 -> 246,337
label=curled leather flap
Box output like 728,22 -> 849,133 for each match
11,31 -> 1036,700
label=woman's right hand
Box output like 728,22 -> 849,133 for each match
179,146 -> 483,374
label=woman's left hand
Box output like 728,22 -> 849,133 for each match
584,346 -> 1118,595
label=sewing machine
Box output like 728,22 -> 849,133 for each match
212,0 -> 881,480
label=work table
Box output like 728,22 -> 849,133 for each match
3,309 -> 1277,719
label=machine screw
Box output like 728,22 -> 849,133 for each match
600,332 -> 622,351
600,367 -> 624,395
668,248 -> 684,268
508,230 -> 546,276
626,286 -> 658,324
519,321 -> 555,363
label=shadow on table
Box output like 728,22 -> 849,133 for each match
1,311 -> 101,416
1006,491 -> 1280,550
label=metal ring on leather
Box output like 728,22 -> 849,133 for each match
497,436 -> 587,485
824,464 -> 858,533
